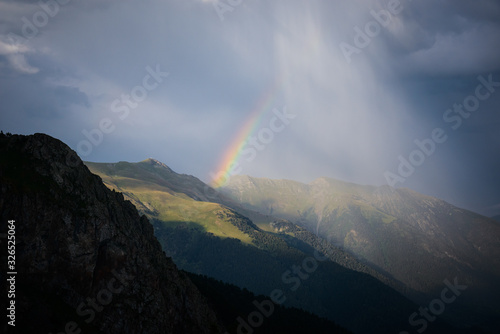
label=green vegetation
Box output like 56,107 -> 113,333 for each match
84,159 -> 430,333
221,174 -> 500,332
220,175 -> 500,293
154,222 -> 422,333
86,161 -> 254,244
185,271 -> 352,334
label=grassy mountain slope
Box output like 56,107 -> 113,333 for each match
85,159 -> 460,334
153,220 -> 436,334
86,160 -> 253,244
220,175 -> 500,331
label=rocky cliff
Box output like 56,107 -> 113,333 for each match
0,133 -> 221,334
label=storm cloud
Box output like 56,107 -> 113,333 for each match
1,0 -> 499,216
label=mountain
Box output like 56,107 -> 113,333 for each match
85,158 -> 401,290
85,159 -> 463,334
85,158 -> 281,234
85,159 -> 254,243
0,133 -> 221,334
185,271 -> 352,334
492,215 -> 500,222
220,174 -> 500,331
0,133 -> 355,334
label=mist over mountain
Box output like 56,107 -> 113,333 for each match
220,175 -> 500,331
2,0 -> 499,219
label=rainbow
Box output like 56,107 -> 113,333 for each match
211,79 -> 282,188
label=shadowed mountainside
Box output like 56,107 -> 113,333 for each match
0,133 -> 355,334
0,133 -> 221,334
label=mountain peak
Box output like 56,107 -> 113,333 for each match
0,133 -> 221,333
141,158 -> 174,172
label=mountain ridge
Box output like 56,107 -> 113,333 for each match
0,133 -> 223,333
220,174 -> 500,332
85,158 -> 467,333
0,133 -> 356,334
85,159 -> 406,288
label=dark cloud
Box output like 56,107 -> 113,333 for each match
0,0 -> 499,216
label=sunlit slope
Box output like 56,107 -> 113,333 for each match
84,160 -> 438,333
86,159 -> 403,284
85,160 -> 253,244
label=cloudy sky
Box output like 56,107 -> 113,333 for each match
1,0 -> 499,216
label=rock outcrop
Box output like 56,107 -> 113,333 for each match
0,133 -> 221,334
